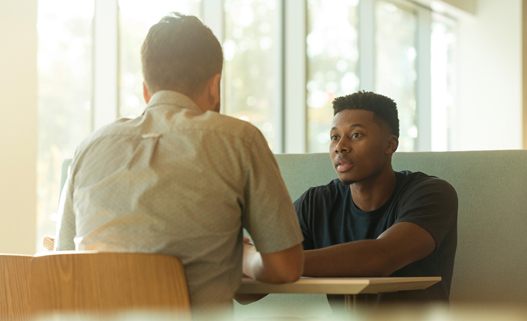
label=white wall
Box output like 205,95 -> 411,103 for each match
452,0 -> 522,150
0,0 -> 38,254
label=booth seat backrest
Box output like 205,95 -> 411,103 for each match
274,150 -> 527,305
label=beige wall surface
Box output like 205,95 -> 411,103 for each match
453,0 -> 522,150
0,0 -> 38,254
413,0 -> 477,15
441,0 -> 477,13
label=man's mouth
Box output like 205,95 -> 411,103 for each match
335,159 -> 354,172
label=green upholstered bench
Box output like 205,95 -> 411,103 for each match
236,150 -> 527,317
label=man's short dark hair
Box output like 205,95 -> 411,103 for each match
333,91 -> 400,138
141,12 -> 223,97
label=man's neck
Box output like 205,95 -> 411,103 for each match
350,167 -> 397,212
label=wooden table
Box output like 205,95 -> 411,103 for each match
237,276 -> 441,314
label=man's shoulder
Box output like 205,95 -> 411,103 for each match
296,179 -> 347,203
74,117 -> 134,151
81,110 -> 263,149
396,170 -> 457,200
204,112 -> 261,136
398,170 -> 455,187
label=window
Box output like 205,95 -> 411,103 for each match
431,14 -> 456,151
37,0 -> 94,249
375,0 -> 418,151
306,0 -> 359,153
223,0 -> 281,151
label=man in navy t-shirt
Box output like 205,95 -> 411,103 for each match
294,91 -> 458,304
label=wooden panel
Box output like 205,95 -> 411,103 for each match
360,278 -> 441,294
0,254 -> 32,321
30,252 -> 190,317
237,277 -> 441,295
523,0 -> 527,149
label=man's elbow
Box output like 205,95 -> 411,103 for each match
272,261 -> 303,284
261,244 -> 304,283
265,265 -> 302,284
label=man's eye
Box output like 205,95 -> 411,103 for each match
351,133 -> 362,138
330,135 -> 338,141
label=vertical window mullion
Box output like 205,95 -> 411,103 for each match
202,0 -> 224,42
202,0 -> 225,121
358,0 -> 375,91
416,6 -> 432,151
93,0 -> 119,131
284,0 -> 307,153
274,0 -> 284,153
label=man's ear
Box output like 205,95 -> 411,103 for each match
143,82 -> 151,104
207,73 -> 221,106
386,135 -> 399,155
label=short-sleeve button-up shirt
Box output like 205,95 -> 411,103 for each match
55,90 -> 303,309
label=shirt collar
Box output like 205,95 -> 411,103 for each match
145,90 -> 202,113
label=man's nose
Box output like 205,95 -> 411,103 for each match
334,138 -> 350,153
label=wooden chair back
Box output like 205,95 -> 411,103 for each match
30,251 -> 190,317
0,254 -> 32,321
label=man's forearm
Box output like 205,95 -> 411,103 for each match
303,222 -> 437,277
303,239 -> 392,277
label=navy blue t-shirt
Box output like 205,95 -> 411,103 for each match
294,171 -> 458,303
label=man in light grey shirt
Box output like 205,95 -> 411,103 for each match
55,12 -> 303,312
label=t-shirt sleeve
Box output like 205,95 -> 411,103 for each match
395,177 -> 458,250
294,191 -> 316,250
242,129 -> 304,254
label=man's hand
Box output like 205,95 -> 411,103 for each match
242,237 -> 255,278
242,237 -> 303,284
